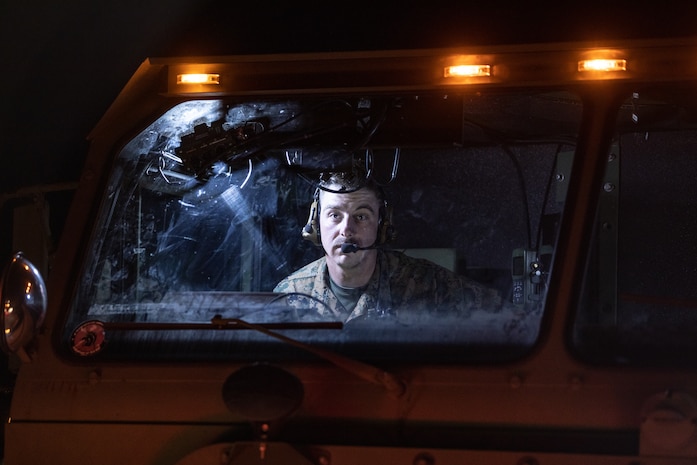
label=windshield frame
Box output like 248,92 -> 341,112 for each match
47,41 -> 697,367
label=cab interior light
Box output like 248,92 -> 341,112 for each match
176,73 -> 221,85
444,64 -> 492,78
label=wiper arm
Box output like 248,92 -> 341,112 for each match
213,316 -> 408,400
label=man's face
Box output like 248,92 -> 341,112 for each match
318,187 -> 381,269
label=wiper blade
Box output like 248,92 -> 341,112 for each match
100,320 -> 342,331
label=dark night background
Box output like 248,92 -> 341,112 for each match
0,1 -> 696,245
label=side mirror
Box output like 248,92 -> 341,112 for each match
0,252 -> 47,361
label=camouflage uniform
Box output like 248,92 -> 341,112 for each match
274,250 -> 502,323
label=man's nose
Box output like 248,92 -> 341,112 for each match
340,216 -> 355,236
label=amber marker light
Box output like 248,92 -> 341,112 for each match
576,49 -> 629,80
578,58 -> 627,73
444,64 -> 492,78
176,73 -> 220,85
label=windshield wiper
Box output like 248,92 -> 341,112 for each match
87,311 -> 407,399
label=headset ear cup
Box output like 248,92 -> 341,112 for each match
380,222 -> 396,244
378,204 -> 396,244
301,199 -> 320,245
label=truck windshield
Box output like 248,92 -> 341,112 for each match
62,90 -> 582,362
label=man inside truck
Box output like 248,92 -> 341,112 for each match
274,169 -> 502,323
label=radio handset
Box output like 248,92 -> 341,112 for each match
511,248 -> 526,305
511,246 -> 553,305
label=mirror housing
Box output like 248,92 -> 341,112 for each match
0,252 -> 47,361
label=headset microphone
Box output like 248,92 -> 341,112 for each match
340,243 -> 376,253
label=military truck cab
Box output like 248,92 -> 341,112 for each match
2,39 -> 697,464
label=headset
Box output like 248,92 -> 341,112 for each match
301,184 -> 395,247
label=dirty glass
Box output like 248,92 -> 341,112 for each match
574,84 -> 697,367
62,91 -> 582,362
